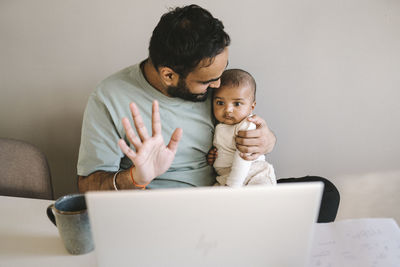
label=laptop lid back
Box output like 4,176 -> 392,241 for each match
86,183 -> 323,267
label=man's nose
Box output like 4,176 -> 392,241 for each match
209,79 -> 221,89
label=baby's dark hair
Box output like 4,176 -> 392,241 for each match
219,69 -> 256,100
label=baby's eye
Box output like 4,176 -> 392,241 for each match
234,102 -> 242,106
216,101 -> 224,105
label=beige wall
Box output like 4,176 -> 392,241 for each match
1,0 -> 399,198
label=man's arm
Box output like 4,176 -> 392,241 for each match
235,115 -> 276,160
78,168 -> 143,193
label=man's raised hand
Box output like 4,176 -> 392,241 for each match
118,100 -> 182,185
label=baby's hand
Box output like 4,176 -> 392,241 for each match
206,147 -> 218,166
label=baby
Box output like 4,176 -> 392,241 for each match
211,69 -> 276,187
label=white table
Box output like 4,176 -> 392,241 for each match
0,196 -> 96,267
2,196 -> 399,267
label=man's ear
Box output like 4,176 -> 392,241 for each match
159,67 -> 179,86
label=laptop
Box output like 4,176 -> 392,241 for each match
86,182 -> 323,267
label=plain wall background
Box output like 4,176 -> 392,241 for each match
1,0 -> 399,199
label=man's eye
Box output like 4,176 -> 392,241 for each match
216,101 -> 224,105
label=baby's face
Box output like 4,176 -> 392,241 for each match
213,84 -> 255,125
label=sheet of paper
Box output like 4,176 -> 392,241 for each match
309,218 -> 400,267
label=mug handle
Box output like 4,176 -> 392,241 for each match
46,204 -> 57,226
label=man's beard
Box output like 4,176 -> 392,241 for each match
167,78 -> 210,102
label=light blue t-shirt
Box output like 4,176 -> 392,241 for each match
77,63 -> 216,188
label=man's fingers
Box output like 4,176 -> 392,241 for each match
247,115 -> 266,128
167,128 -> 183,153
129,102 -> 150,141
238,116 -> 276,155
236,128 -> 262,138
206,147 -> 217,166
152,100 -> 161,136
122,117 -> 142,148
208,153 -> 217,159
209,147 -> 218,156
207,154 -> 217,160
235,135 -> 261,146
118,139 -> 137,159
239,152 -> 260,161
236,144 -> 259,154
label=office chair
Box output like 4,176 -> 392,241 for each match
0,138 -> 54,200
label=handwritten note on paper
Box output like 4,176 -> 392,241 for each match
309,218 -> 400,267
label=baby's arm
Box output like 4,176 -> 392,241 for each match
225,121 -> 256,187
226,151 -> 252,187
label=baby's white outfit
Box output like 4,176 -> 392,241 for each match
213,119 -> 276,187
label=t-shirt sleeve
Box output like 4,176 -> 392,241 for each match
77,93 -> 125,176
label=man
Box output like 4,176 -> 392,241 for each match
77,5 -> 339,222
78,5 -> 273,190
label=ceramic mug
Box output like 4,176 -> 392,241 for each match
46,194 -> 94,255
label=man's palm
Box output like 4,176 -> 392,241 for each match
118,101 -> 182,185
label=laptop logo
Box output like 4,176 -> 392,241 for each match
195,233 -> 219,257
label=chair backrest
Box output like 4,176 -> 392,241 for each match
0,138 -> 54,200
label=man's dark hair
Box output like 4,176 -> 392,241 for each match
220,69 -> 257,100
149,4 -> 230,78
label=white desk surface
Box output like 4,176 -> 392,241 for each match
2,196 -> 399,267
0,196 -> 96,267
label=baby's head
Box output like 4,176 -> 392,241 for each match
213,69 -> 256,125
